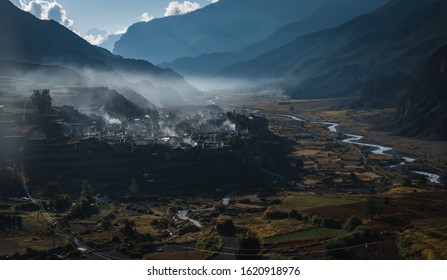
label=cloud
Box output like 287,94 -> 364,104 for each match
164,1 -> 201,17
16,0 -> 74,27
83,28 -> 107,45
83,34 -> 106,45
208,0 -> 219,3
140,12 -> 154,22
114,27 -> 128,35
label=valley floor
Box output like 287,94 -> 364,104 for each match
1,93 -> 446,260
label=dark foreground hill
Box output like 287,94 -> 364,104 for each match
393,44 -> 447,140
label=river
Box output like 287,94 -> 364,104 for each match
283,115 -> 441,184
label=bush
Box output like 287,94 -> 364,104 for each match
364,196 -> 385,219
179,223 -> 200,235
288,209 -> 303,220
216,219 -> 236,236
263,209 -> 289,220
237,236 -> 261,260
310,215 -> 322,226
50,194 -> 71,213
344,216 -> 363,232
269,199 -> 282,206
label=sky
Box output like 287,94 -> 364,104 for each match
10,0 -> 219,45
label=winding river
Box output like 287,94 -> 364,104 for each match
284,114 -> 441,184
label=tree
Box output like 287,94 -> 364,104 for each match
364,196 -> 384,220
237,235 -> 261,260
42,182 -> 63,198
289,209 -> 303,220
129,178 -> 139,196
344,216 -> 363,232
216,218 -> 236,236
31,89 -> 52,117
51,194 -> 71,213
80,180 -> 94,203
122,220 -> 136,236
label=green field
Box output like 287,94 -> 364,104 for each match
272,193 -> 357,212
264,227 -> 347,244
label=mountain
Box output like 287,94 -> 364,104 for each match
218,0 -> 440,80
114,0 -> 327,64
359,72 -> 414,108
50,87 -> 148,119
0,60 -> 88,86
0,0 -> 198,106
283,0 -> 447,98
161,0 -> 389,77
393,44 -> 447,140
99,34 -> 122,52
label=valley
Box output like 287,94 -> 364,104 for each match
1,90 -> 446,260
1,0 -> 447,262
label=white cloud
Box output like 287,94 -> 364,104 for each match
164,1 -> 201,17
208,0 -> 219,3
114,27 -> 128,35
140,12 -> 154,22
83,28 -> 107,45
16,0 -> 74,27
83,34 -> 106,45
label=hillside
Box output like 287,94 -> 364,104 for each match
114,0 -> 326,64
0,60 -> 88,86
0,0 -> 198,105
283,0 -> 447,98
161,0 -> 388,77
218,0 -> 439,79
394,44 -> 447,140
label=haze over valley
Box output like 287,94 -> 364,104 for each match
1,0 -> 446,260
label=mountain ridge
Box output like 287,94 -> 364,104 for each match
114,0 -> 326,64
217,0 -> 439,79
0,0 -> 198,106
160,0 -> 389,77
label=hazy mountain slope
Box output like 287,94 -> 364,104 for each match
51,87 -> 147,119
218,0 -> 439,79
284,0 -> 447,98
0,0 -> 198,105
161,0 -> 389,77
114,0 -> 326,64
0,60 -> 88,86
393,44 -> 447,140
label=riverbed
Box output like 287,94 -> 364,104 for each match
283,115 -> 441,184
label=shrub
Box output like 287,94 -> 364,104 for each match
364,196 -> 385,219
216,219 -> 236,236
263,210 -> 289,220
237,235 -> 261,260
289,209 -> 303,220
344,216 -> 363,232
269,199 -> 282,206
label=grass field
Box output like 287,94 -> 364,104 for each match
264,227 -> 347,244
272,193 -> 357,212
